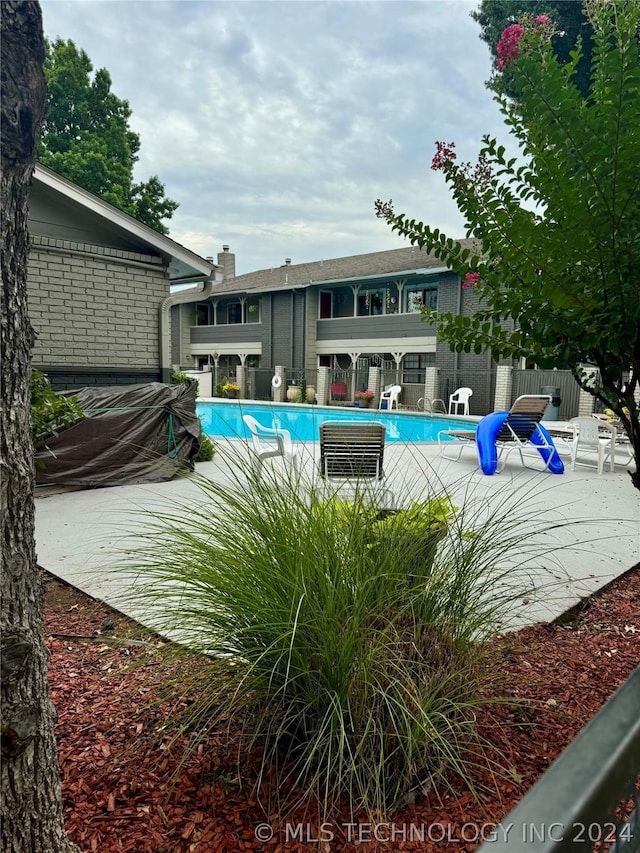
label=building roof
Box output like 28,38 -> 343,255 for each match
33,164 -> 215,283
210,239 -> 480,296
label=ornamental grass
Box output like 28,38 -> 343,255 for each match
121,448 -> 553,818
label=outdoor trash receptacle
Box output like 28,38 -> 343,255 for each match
541,385 -> 561,421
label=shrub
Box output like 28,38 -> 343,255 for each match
30,369 -> 84,446
123,454 -> 539,818
171,370 -> 191,384
194,432 -> 215,462
214,375 -> 228,397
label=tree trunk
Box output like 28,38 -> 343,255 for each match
1,3 -> 79,851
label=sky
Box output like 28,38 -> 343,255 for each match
40,0 -> 513,276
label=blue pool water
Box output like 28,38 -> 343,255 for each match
196,400 -> 476,443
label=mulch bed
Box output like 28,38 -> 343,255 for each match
45,565 -> 640,853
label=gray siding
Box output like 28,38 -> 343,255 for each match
434,272 -> 460,373
434,272 -> 499,414
28,235 -> 169,374
272,291 -> 300,367
30,183 -> 159,254
181,304 -> 196,363
317,313 -> 436,341
305,290 -> 319,371
293,291 -> 305,367
261,296 -> 273,368
190,324 -> 263,345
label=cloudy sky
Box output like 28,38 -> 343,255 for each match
40,0 -> 512,275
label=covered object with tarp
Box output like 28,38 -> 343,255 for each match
35,381 -> 202,487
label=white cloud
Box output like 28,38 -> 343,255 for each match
40,0 -> 510,275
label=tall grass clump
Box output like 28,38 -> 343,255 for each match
123,452 -> 538,817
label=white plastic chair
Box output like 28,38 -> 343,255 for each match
448,387 -> 473,416
568,417 -> 616,474
242,414 -> 299,478
379,385 -> 401,410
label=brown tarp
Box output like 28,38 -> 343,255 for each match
35,381 -> 202,487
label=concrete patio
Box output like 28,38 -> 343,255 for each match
35,435 -> 639,637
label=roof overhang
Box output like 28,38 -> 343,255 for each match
33,164 -> 215,283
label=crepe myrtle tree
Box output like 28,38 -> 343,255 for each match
376,0 -> 640,489
471,1 -> 594,101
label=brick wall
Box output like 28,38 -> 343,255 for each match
40,366 -> 161,392
434,271 -> 460,374
28,236 -> 169,382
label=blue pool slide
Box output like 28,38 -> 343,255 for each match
476,411 -> 564,475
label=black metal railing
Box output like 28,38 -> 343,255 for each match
477,666 -> 640,852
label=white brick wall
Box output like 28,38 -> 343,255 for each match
493,364 -> 513,412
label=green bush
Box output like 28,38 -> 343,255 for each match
194,432 -> 215,462
171,370 -> 191,384
214,375 -> 229,397
123,455 -> 537,818
30,369 -> 84,446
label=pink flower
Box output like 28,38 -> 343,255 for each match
463,272 -> 480,289
496,23 -> 525,69
431,140 -> 456,171
535,14 -> 550,24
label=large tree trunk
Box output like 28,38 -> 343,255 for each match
1,3 -> 79,851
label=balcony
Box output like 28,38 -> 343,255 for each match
316,313 -> 437,344
190,324 -> 261,345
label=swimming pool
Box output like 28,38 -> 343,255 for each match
196,400 -> 477,443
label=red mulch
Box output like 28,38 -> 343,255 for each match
44,566 -> 640,853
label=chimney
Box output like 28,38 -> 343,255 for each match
217,244 -> 235,280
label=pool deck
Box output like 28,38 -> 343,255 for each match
35,431 -> 639,637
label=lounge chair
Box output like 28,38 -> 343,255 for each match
448,387 -> 473,416
318,420 -> 395,505
379,384 -> 401,410
242,414 -> 299,478
438,394 -> 564,474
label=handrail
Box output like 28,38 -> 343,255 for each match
478,666 -> 640,852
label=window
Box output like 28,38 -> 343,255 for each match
332,287 -> 354,318
407,287 -> 437,313
356,286 -> 399,316
195,302 -> 212,326
402,353 -> 435,384
357,289 -> 384,316
320,291 -> 332,319
227,302 -> 242,324
246,297 -> 260,323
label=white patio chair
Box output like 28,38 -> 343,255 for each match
379,384 -> 401,410
568,417 -> 616,474
448,387 -> 473,416
242,414 -> 299,478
